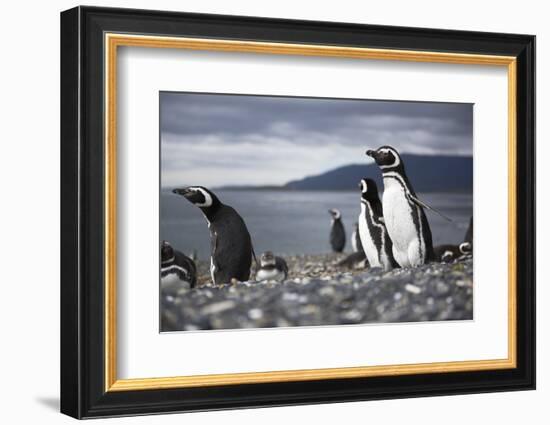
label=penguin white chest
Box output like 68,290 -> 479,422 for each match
382,179 -> 421,265
256,268 -> 285,282
358,205 -> 381,268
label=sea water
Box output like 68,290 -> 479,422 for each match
160,190 -> 473,260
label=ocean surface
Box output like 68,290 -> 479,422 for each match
160,190 -> 473,261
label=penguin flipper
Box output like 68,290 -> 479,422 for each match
408,194 -> 453,222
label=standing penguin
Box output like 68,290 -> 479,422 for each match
366,146 -> 434,267
328,209 -> 346,253
256,251 -> 288,282
358,178 -> 399,271
351,222 -> 363,253
172,186 -> 253,285
160,240 -> 197,289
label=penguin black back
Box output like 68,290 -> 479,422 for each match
358,178 -> 398,270
173,186 -> 253,284
433,244 -> 460,263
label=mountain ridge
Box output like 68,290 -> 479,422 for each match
216,153 -> 473,193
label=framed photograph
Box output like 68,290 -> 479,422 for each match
60,6 -> 535,419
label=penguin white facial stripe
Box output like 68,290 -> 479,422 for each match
379,151 -> 400,169
459,242 -> 472,254
161,264 -> 189,276
188,187 -> 213,207
361,180 -> 367,193
161,256 -> 175,265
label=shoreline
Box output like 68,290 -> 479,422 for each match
161,254 -> 473,332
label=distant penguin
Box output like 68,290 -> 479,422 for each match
433,244 -> 461,263
328,209 -> 346,253
366,146 -> 434,267
160,240 -> 197,290
173,186 -> 253,285
357,178 -> 399,271
351,222 -> 363,253
256,251 -> 288,282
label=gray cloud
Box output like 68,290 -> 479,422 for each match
160,92 -> 472,187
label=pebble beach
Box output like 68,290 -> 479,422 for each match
161,254 -> 473,332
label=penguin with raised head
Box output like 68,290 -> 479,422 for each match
160,240 -> 197,290
328,209 -> 346,253
351,222 -> 363,253
358,178 -> 399,271
172,186 -> 253,285
366,146 -> 434,267
256,251 -> 288,282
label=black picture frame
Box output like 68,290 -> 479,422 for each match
61,6 -> 535,419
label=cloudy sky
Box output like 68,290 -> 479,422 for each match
160,92 -> 472,188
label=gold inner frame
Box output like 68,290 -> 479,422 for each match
104,33 -> 517,392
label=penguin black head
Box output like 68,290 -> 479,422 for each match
260,251 -> 276,267
459,242 -> 472,255
441,250 -> 455,263
172,186 -> 221,211
328,209 -> 342,220
359,178 -> 381,202
161,240 -> 174,263
366,146 -> 403,170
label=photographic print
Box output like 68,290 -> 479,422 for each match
160,92 -> 474,332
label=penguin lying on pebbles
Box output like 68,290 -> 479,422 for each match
434,217 -> 473,263
337,251 -> 368,269
366,146 -> 435,267
328,209 -> 346,253
256,251 -> 288,282
358,178 -> 398,271
433,244 -> 461,263
172,186 -> 254,285
161,240 -> 197,290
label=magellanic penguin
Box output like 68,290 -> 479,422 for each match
366,146 -> 434,267
172,186 -> 254,285
328,209 -> 346,253
160,240 -> 197,290
351,222 -> 363,253
358,178 -> 399,271
256,251 -> 288,282
337,251 -> 368,269
433,244 -> 461,263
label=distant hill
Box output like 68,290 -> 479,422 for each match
284,154 -> 472,192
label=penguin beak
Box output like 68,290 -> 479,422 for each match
172,187 -> 189,196
366,149 -> 376,158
